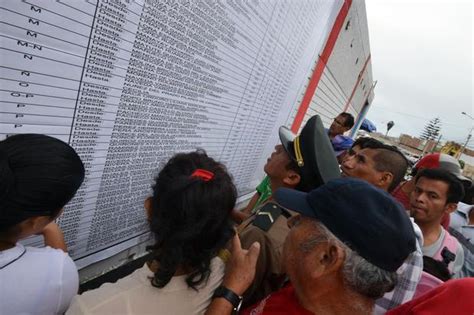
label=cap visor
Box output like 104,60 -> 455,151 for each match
274,188 -> 316,219
279,126 -> 296,157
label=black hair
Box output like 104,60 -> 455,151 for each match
148,150 -> 236,290
0,134 -> 85,232
415,168 -> 465,204
347,137 -> 385,158
372,145 -> 409,192
285,158 -> 316,192
285,157 -> 300,173
339,112 -> 355,129
351,137 -> 385,151
461,182 -> 474,204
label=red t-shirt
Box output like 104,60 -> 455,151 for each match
241,284 -> 313,315
391,182 -> 410,210
387,278 -> 474,315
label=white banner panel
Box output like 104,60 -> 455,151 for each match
0,0 -> 341,266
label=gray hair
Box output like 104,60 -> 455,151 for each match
301,220 -> 398,299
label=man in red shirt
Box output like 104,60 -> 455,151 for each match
206,178 -> 416,315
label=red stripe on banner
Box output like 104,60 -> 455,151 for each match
343,54 -> 371,112
291,0 -> 353,133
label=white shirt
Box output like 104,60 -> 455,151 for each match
67,257 -> 225,315
0,244 -> 79,315
450,202 -> 474,277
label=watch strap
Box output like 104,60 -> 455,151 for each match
212,285 -> 243,312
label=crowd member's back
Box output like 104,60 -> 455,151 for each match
0,134 -> 85,314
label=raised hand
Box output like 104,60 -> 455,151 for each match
223,233 -> 260,295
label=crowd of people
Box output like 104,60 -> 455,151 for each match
1,112 -> 473,314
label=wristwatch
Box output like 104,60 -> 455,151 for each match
212,285 -> 243,314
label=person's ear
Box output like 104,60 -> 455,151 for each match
282,171 -> 301,187
144,197 -> 153,220
444,202 -> 458,214
379,172 -> 394,190
308,243 -> 345,279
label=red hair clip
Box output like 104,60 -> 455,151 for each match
190,169 -> 214,182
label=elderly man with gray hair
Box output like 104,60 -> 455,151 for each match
206,178 -> 417,315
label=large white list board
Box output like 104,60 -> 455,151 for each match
0,0 -> 340,266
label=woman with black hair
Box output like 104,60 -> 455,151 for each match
68,150 -> 238,314
0,134 -> 85,314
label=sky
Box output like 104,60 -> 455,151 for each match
364,0 -> 473,149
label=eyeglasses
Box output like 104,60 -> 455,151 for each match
333,118 -> 346,127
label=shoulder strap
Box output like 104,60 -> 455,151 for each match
448,227 -> 474,254
433,229 -> 458,258
442,230 -> 459,254
433,229 -> 460,272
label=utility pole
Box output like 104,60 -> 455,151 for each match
432,134 -> 442,153
458,112 -> 474,159
421,140 -> 430,156
459,133 -> 472,159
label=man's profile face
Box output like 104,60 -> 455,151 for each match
341,148 -> 384,188
264,144 -> 292,179
410,177 -> 451,224
329,115 -> 348,136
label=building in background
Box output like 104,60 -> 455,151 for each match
399,134 -> 437,154
290,0 -> 374,135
